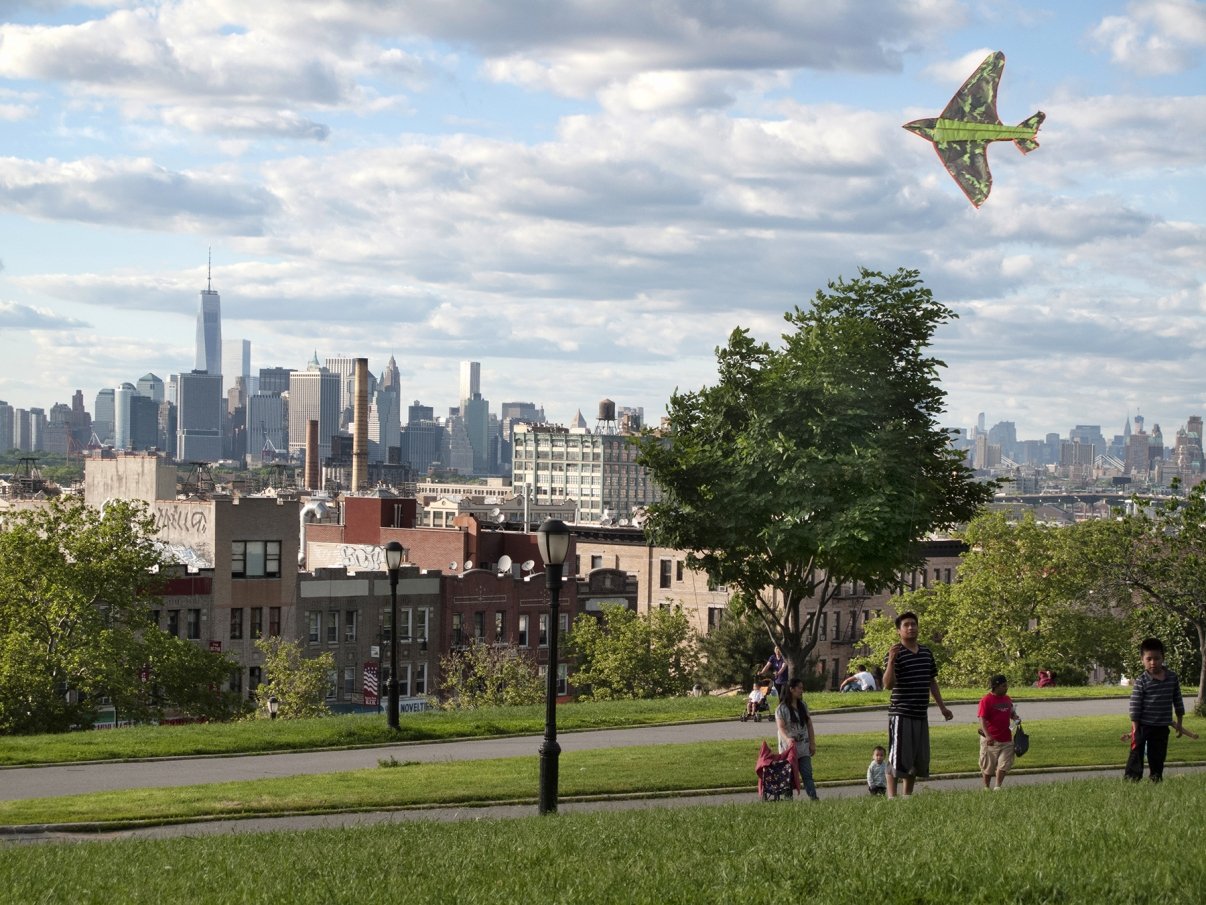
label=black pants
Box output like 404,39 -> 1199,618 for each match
1125,724 -> 1171,781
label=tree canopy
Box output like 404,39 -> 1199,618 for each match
254,637 -> 334,719
439,641 -> 545,709
569,604 -> 700,699
0,496 -> 237,733
636,268 -> 991,676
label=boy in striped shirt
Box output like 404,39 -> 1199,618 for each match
1125,637 -> 1192,782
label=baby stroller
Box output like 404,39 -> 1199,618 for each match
740,679 -> 774,722
756,740 -> 800,801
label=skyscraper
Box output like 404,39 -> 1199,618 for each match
459,361 -> 480,403
136,373 -> 165,404
288,353 -> 340,462
93,388 -> 115,445
195,264 -> 222,376
176,371 -> 223,462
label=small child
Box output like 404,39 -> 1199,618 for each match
1124,637 -> 1197,782
867,745 -> 887,795
742,681 -> 769,721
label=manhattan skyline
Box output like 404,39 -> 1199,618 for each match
0,1 -> 1203,438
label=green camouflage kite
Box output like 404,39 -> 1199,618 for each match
904,51 -> 1044,207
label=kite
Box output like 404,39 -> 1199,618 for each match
903,51 -> 1044,207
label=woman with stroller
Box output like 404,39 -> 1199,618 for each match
776,677 -> 819,800
760,646 -> 789,700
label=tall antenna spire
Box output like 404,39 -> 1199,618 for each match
207,247 -> 212,291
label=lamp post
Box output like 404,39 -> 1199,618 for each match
267,695 -> 279,720
536,517 -> 571,815
385,540 -> 404,731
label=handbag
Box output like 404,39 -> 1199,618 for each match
1013,722 -> 1029,757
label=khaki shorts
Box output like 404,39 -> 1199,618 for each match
979,736 -> 1016,775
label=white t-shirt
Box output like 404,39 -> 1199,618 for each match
856,670 -> 877,691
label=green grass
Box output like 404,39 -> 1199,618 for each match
1,773 -> 1203,904
3,714 -> 1202,828
0,686 -> 1138,767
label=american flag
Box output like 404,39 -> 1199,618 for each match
363,662 -> 379,706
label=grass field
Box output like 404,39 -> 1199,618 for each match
0,685 -> 1139,767
1,773 -> 1203,904
3,714 -> 1202,828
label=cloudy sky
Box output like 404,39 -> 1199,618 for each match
1,0 -> 1204,440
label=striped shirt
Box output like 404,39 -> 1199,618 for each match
886,644 -> 937,719
1129,669 -> 1185,726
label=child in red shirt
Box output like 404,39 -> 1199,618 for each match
978,674 -> 1021,790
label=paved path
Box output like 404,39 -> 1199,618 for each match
0,698 -> 1129,802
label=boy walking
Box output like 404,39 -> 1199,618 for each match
1125,637 -> 1191,782
978,675 -> 1020,790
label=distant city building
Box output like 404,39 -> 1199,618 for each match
93,388 -> 115,445
258,367 -> 294,396
114,382 -> 136,449
401,402 -> 444,475
247,393 -> 287,465
136,373 -> 165,405
288,354 -> 340,462
176,371 -> 223,462
511,422 -> 661,525
0,400 -> 13,451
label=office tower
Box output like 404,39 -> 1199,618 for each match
159,400 -> 177,459
446,414 -> 475,474
401,401 -> 444,475
288,353 -> 340,462
44,403 -> 72,455
247,393 -> 287,465
323,355 -> 362,429
0,400 -> 13,451
367,389 -> 400,465
69,390 -> 91,449
114,382 -> 136,449
94,388 -> 115,445
13,408 -> 32,451
258,367 -> 294,396
129,394 -> 159,450
382,355 -> 400,393
136,373 -> 165,404
195,261 -> 222,375
224,339 -> 251,388
511,423 -> 661,525
459,361 -> 480,403
176,371 -> 223,462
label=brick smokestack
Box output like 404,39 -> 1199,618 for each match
352,357 -> 369,492
305,419 -> 319,490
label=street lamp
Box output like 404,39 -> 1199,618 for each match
536,517 -> 571,815
267,695 -> 279,720
385,540 -> 404,731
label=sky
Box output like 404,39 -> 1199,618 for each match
1,0 -> 1204,440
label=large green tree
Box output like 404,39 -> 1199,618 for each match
860,513 -> 1129,687
439,641 -> 545,709
1079,483 -> 1206,711
636,268 -> 991,678
254,637 -> 334,719
0,496 -> 236,733
569,604 -> 700,699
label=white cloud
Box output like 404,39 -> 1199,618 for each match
1091,0 -> 1206,75
0,299 -> 88,329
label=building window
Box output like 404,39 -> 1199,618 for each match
416,608 -> 429,642
230,608 -> 244,641
229,668 -> 242,695
819,612 -> 827,641
167,609 -> 180,637
659,559 -> 672,588
707,606 -> 724,633
344,610 -> 357,642
325,669 -> 337,700
251,607 -> 264,639
268,607 -> 281,637
495,612 -> 505,643
397,608 -> 412,642
343,667 -> 355,696
151,609 -> 160,628
308,611 -> 321,644
834,612 -> 842,641
415,663 -> 427,696
539,613 -> 549,647
398,664 -> 410,698
590,554 -> 603,570
452,613 -> 463,647
557,663 -> 568,697
518,614 -> 529,647
559,612 -> 568,641
944,568 -> 952,584
185,608 -> 200,640
231,540 -> 282,578
248,666 -> 261,698
676,561 -> 684,581
474,612 -> 485,642
326,611 -> 339,644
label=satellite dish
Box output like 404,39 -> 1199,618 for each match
521,559 -> 536,572
599,516 -> 614,527
495,512 -> 506,524
491,507 -> 501,517
448,561 -> 458,571
498,555 -> 513,573
619,518 -> 630,526
463,559 -> 474,571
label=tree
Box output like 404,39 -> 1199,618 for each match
636,268 -> 991,679
873,513 -> 1128,687
695,594 -> 775,690
568,604 -> 700,699
0,496 -> 238,734
439,642 -> 545,709
1081,483 -> 1206,711
254,637 -> 334,719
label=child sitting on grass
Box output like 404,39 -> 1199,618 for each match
867,745 -> 887,795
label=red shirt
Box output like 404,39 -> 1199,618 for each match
978,692 -> 1014,743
